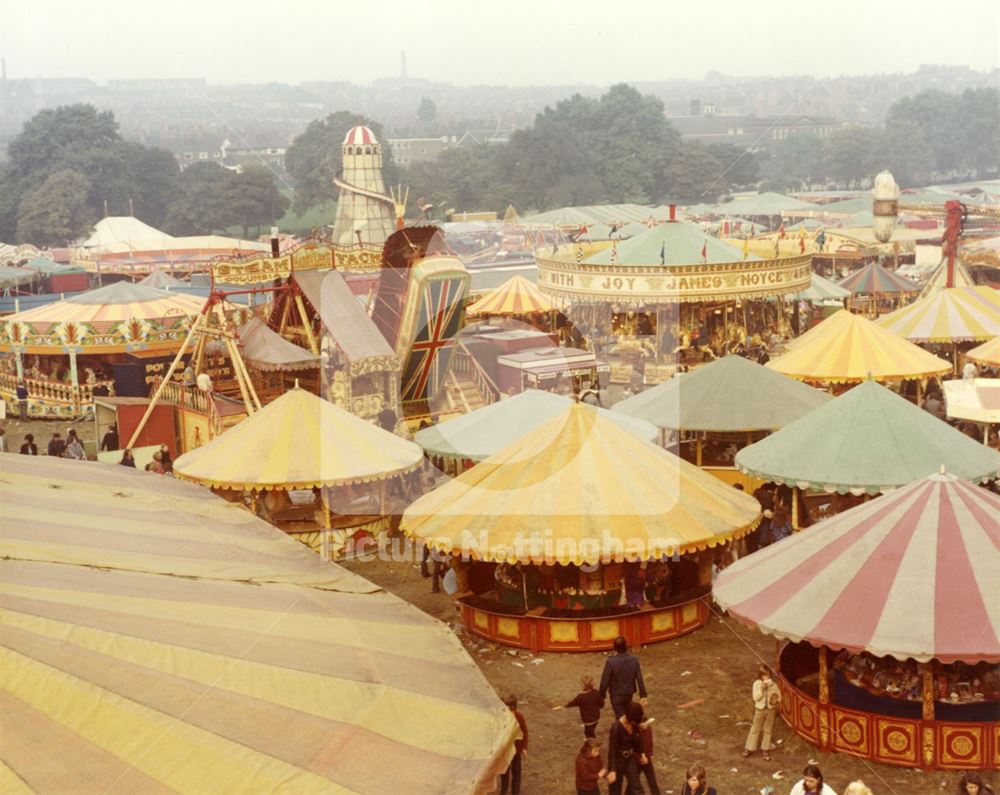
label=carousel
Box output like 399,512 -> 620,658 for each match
534,210 -> 812,385
172,386 -> 423,560
402,403 -> 761,653
715,471 -> 1000,771
465,274 -> 556,326
612,355 -> 830,486
0,282 -> 207,418
836,261 -> 920,317
734,379 -> 1000,527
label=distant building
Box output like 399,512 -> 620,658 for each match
667,111 -> 840,153
167,137 -> 288,174
387,137 -> 450,166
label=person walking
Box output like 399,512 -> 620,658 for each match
19,434 -> 38,455
16,381 -> 28,420
681,765 -> 716,795
599,637 -> 648,718
499,695 -> 527,795
565,674 -> 604,738
606,701 -> 645,795
743,665 -> 781,760
637,715 -> 661,794
574,738 -> 606,795
101,423 -> 120,452
789,764 -> 837,795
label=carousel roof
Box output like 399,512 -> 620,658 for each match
584,221 -> 760,266
875,286 -> 1000,343
236,317 -> 320,372
139,266 -> 186,289
173,386 -> 423,491
792,272 -> 851,303
520,204 -> 657,227
712,192 -> 820,216
836,262 -> 920,295
714,471 -> 1000,663
734,379 -> 1000,494
402,403 -> 761,565
767,309 -> 951,383
917,257 -> 975,298
968,334 -> 1000,366
5,281 -> 205,324
415,390 -> 658,461
0,454 -> 517,793
613,355 -> 831,432
465,275 -> 555,316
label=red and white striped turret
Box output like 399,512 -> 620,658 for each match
343,126 -> 378,147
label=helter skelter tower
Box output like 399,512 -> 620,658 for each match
331,126 -> 397,248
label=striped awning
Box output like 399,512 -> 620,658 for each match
968,335 -> 1000,367
836,262 -> 920,295
767,309 -> 951,384
0,455 -> 518,794
4,281 -> 205,324
714,472 -> 1000,663
876,286 -> 1000,343
465,275 -> 554,316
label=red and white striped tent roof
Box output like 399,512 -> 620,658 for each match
714,472 -> 1000,663
343,125 -> 377,146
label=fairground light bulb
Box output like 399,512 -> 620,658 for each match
872,169 -> 899,243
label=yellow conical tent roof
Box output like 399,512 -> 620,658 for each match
174,387 -> 423,490
968,334 -> 1000,366
767,309 -> 951,384
402,404 -> 761,565
466,275 -> 554,316
875,286 -> 1000,343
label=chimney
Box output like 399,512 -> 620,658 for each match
669,204 -> 676,222
270,226 -> 280,257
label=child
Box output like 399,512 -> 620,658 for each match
565,675 -> 604,738
742,665 -> 781,760
574,738 -> 606,795
500,695 -> 527,795
681,765 -> 716,795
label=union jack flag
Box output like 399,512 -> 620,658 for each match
399,277 -> 467,403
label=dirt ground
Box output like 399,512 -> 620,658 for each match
342,554 -> 966,795
0,413 -> 96,453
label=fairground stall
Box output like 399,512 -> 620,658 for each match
715,472 -> 1000,771
0,454 -> 519,794
414,389 -> 657,476
172,386 -> 423,560
734,379 -> 1000,527
235,316 -> 321,401
534,214 -> 812,385
612,355 -> 830,487
0,282 -> 206,418
836,261 -> 920,317
403,403 -> 760,652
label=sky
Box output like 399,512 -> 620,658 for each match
4,0 -> 998,86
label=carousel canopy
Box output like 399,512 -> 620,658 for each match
416,390 -> 658,461
917,257 -> 975,298
734,379 -> 1000,494
6,281 -> 205,325
767,309 -> 951,383
520,204 -> 655,227
794,272 -> 851,303
612,355 -> 831,432
714,471 -> 1000,663
712,192 -> 820,216
0,454 -> 517,793
139,266 -> 186,289
875,286 -> 1000,343
173,386 -> 423,491
585,221 -> 760,266
968,335 -> 1000,366
402,403 -> 761,565
836,262 -> 920,295
236,317 -> 320,372
465,275 -> 555,316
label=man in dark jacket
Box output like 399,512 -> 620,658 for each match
16,381 -> 28,420
599,636 -> 648,717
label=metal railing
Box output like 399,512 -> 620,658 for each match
451,341 -> 500,405
0,371 -> 114,410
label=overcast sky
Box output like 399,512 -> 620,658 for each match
5,0 -> 998,85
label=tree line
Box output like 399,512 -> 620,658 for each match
0,105 -> 289,246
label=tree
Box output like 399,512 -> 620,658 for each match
285,111 -> 399,214
663,145 -> 726,203
15,169 -> 94,245
706,144 -> 759,188
417,98 -> 437,123
162,163 -> 232,235
759,133 -> 826,191
822,126 -> 882,188
885,90 -> 962,173
220,165 -> 291,237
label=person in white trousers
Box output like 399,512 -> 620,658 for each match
742,665 -> 781,761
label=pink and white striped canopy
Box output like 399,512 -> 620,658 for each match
714,473 -> 1000,663
343,125 -> 377,146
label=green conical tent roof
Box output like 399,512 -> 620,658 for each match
712,192 -> 820,216
584,221 -> 759,266
612,355 -> 831,432
416,390 -> 658,461
734,380 -> 1000,494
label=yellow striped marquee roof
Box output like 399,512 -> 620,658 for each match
968,334 -> 1000,366
0,455 -> 518,794
465,275 -> 554,316
6,281 -> 205,325
402,404 -> 761,565
875,286 -> 1000,343
173,386 -> 423,491
767,309 -> 951,384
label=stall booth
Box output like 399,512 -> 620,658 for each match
235,316 -> 321,403
715,472 -> 1000,771
734,380 -> 1000,528
612,355 -> 830,487
415,389 -> 657,476
173,386 -> 423,560
403,404 -> 761,653
495,346 -> 608,397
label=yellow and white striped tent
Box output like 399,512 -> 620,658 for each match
173,386 -> 423,491
0,454 -> 517,794
968,334 -> 1000,366
402,404 -> 761,565
465,275 -> 554,316
767,309 -> 951,384
875,286 -> 1000,343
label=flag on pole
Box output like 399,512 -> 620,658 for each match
799,236 -> 806,254
778,223 -> 786,239
576,244 -> 583,264
611,239 -> 618,264
700,241 -> 708,262
742,236 -> 749,261
660,241 -> 666,265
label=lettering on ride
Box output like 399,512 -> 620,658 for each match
738,270 -> 784,287
550,272 -> 575,287
599,276 -> 636,291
